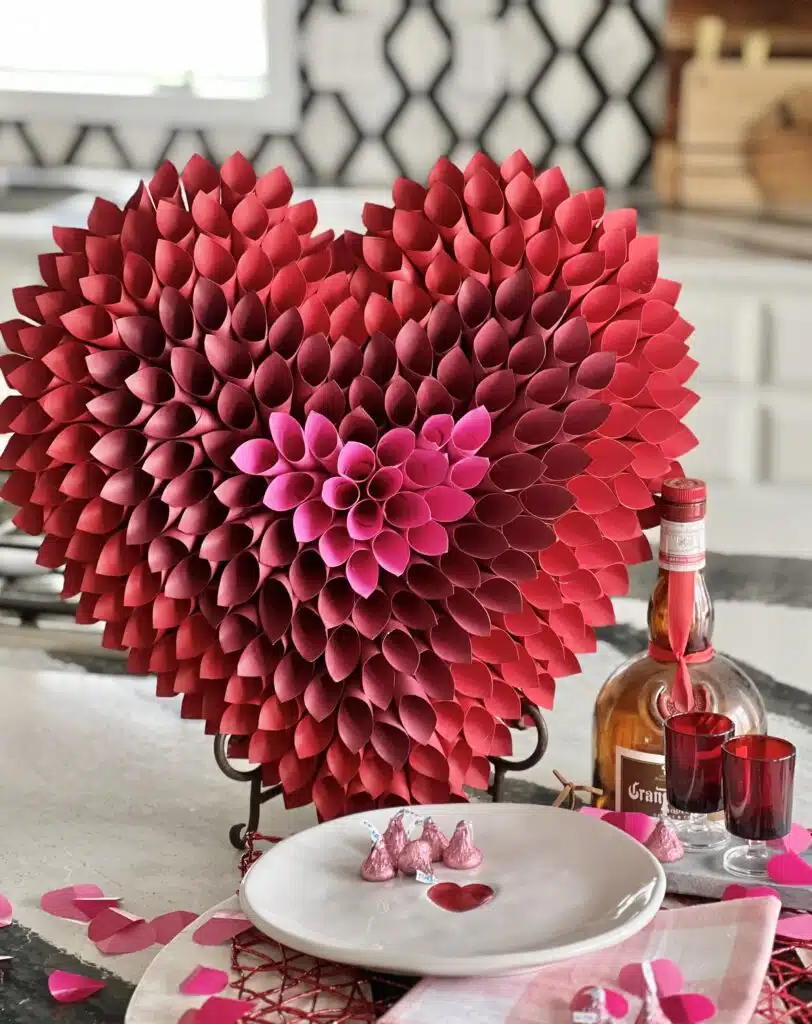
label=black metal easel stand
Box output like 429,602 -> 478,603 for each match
214,700 -> 549,849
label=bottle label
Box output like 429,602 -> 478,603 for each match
615,747 -> 668,815
659,519 -> 705,572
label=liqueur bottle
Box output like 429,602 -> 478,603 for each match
592,478 -> 766,815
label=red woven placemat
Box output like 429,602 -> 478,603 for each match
230,832 -> 812,1023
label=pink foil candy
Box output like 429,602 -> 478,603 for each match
361,837 -> 396,882
382,809 -> 409,861
644,818 -> 684,863
443,820 -> 483,870
419,817 -> 449,861
398,839 -> 434,876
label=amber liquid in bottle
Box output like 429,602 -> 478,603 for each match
592,479 -> 766,815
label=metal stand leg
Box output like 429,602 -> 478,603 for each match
488,701 -> 549,803
213,735 -> 284,850
214,701 -> 549,844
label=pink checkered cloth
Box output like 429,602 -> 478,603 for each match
380,897 -> 780,1024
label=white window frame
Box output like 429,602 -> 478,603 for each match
0,0 -> 300,132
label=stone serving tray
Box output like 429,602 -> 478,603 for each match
664,841 -> 812,911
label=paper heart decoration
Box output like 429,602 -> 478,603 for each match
571,985 -> 629,1020
180,965 -> 230,995
151,909 -> 199,944
618,958 -> 684,998
427,881 -> 494,912
767,823 -> 812,854
48,969 -> 106,1003
766,851 -> 812,886
775,912 -> 812,941
602,811 -> 657,845
619,960 -> 716,1024
0,150 -> 699,816
41,884 -> 106,921
0,893 -> 11,927
187,996 -> 257,1024
193,910 -> 253,946
72,896 -> 122,920
721,884 -> 781,903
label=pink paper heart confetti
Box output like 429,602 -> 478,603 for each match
0,893 -> 11,927
618,958 -> 684,998
602,811 -> 656,845
767,851 -> 812,886
41,884 -> 105,921
660,993 -> 717,1024
152,909 -> 200,945
193,910 -> 253,946
180,965 -> 230,996
775,912 -> 812,941
87,907 -> 143,942
48,969 -> 106,1003
95,919 -> 157,955
767,823 -> 812,855
193,996 -> 257,1024
72,896 -> 121,920
721,884 -> 781,902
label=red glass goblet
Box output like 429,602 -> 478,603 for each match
722,735 -> 796,878
665,712 -> 734,851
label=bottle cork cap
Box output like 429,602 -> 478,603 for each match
661,477 -> 706,503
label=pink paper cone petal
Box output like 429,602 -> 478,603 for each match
450,406 -> 492,455
423,485 -> 475,523
0,894 -> 11,927
347,548 -> 380,599
48,970 -> 106,1004
372,530 -> 410,576
407,520 -> 449,557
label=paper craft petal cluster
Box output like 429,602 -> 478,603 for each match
0,149 -> 699,817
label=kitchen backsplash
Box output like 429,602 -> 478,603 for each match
0,0 -> 665,189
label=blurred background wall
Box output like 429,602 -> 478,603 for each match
0,1 -> 664,190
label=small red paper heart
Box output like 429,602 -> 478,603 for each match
427,882 -> 494,913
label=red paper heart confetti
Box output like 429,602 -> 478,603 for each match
0,150 -> 699,816
427,881 -> 495,912
48,969 -> 106,1003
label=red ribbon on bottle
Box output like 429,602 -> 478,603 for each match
648,635 -> 715,713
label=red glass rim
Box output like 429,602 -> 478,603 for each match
723,735 -> 796,763
665,712 -> 734,737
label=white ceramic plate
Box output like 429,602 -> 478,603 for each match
240,803 -> 666,977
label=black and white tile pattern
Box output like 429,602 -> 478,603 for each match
0,0 -> 665,189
